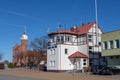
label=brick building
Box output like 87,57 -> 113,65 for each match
12,32 -> 47,67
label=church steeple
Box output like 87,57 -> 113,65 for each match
20,32 -> 28,52
21,32 -> 28,40
21,26 -> 28,40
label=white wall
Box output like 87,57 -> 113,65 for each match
60,45 -> 78,70
88,25 -> 102,52
78,45 -> 88,55
47,45 -> 59,70
47,44 -> 88,70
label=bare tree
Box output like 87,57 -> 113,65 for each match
29,35 -> 48,66
30,35 -> 49,51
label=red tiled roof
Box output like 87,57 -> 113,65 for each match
68,51 -> 88,58
48,22 -> 96,35
77,22 -> 95,35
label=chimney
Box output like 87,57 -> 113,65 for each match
82,20 -> 84,26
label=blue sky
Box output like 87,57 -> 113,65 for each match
0,0 -> 120,62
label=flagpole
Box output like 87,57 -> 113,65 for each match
95,0 -> 101,66
95,0 -> 98,24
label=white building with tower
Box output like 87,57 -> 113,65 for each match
47,22 -> 107,72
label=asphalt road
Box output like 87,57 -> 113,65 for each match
0,74 -> 47,80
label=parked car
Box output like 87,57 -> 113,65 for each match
98,66 -> 120,75
92,65 -> 106,74
39,66 -> 47,72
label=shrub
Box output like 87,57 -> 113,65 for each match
8,63 -> 14,68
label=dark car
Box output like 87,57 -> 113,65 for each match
98,66 -> 120,75
92,65 -> 106,74
39,66 -> 47,72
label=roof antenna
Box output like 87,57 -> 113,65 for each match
57,22 -> 62,30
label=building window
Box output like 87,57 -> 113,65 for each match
65,49 -> 68,54
104,42 -> 107,49
88,34 -> 92,42
89,46 -> 92,50
66,36 -> 71,42
57,36 -> 60,42
61,36 -> 64,42
52,36 -> 55,42
83,63 -> 86,65
115,40 -> 120,48
50,61 -> 55,67
50,61 -> 52,66
88,34 -> 92,38
109,40 -> 114,49
83,59 -> 87,66
53,49 -> 55,54
50,49 -> 52,55
53,61 -> 55,67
